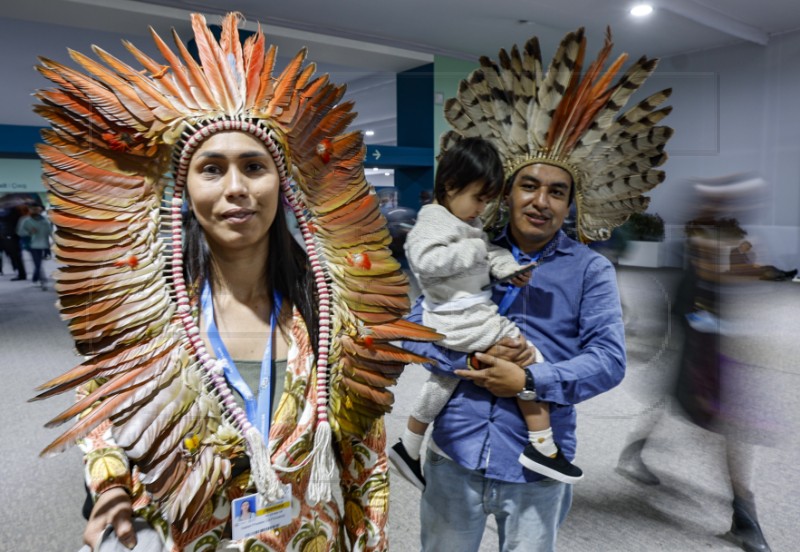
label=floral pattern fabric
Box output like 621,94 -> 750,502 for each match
78,310 -> 389,551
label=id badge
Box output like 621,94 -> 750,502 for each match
231,485 -> 293,540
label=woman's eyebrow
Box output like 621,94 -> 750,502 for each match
195,150 -> 266,159
238,151 -> 268,159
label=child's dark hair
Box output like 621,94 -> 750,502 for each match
434,137 -> 504,204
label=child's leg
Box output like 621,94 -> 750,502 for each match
407,416 -> 428,435
401,373 -> 459,459
390,372 -> 459,490
517,399 -> 558,457
400,417 -> 428,463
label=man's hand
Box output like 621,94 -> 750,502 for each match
484,336 -> 537,366
455,352 -> 527,398
83,487 -> 136,551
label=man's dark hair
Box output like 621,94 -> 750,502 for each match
434,137 -> 504,204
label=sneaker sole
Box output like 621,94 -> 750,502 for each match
388,449 -> 425,491
518,452 -> 584,484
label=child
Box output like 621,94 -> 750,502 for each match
389,137 -> 583,489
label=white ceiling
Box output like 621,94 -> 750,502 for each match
3,0 -> 800,148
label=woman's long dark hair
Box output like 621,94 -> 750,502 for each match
182,200 -> 320,357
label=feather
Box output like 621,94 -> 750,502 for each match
252,44 -> 277,110
356,319 -> 444,342
532,28 -> 584,146
266,49 -> 307,121
32,337 -> 171,399
171,27 -> 217,110
149,27 -> 212,110
40,390 -> 132,457
89,46 -> 182,121
191,13 -> 239,112
219,12 -> 246,101
68,49 -> 156,124
242,25 -> 265,108
120,40 -> 189,109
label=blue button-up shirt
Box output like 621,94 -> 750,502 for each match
403,230 -> 626,483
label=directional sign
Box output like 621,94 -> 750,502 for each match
364,145 -> 433,168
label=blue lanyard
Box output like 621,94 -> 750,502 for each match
496,232 -> 561,315
201,280 -> 280,437
497,243 -> 541,316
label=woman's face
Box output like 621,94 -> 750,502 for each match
241,500 -> 251,513
186,131 -> 281,255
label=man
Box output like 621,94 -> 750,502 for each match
398,28 -> 673,551
403,163 -> 626,551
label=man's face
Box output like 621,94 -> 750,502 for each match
506,163 -> 572,253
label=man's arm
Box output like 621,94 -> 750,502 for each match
533,257 -> 625,405
457,257 -> 626,405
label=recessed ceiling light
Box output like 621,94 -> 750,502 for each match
630,4 -> 653,17
384,172 -> 391,176
365,130 -> 375,136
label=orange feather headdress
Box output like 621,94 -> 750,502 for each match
441,27 -> 674,242
32,11 -> 440,524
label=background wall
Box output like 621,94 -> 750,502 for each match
433,55 -> 478,158
0,159 -> 44,194
647,29 -> 800,267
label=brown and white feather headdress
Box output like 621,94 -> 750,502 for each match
441,27 -> 674,242
31,11 -> 440,528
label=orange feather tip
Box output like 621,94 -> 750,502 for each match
151,65 -> 169,79
113,255 -> 139,268
101,132 -> 137,153
345,252 -> 371,269
316,138 -> 332,163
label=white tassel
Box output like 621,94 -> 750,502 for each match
306,420 -> 335,504
246,427 -> 283,502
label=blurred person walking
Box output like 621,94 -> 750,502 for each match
617,175 -> 773,552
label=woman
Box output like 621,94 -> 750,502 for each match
33,12 -> 438,552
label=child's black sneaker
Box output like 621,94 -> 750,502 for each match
518,444 -> 583,483
388,439 -> 425,491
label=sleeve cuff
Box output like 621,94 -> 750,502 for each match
528,362 -> 560,403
